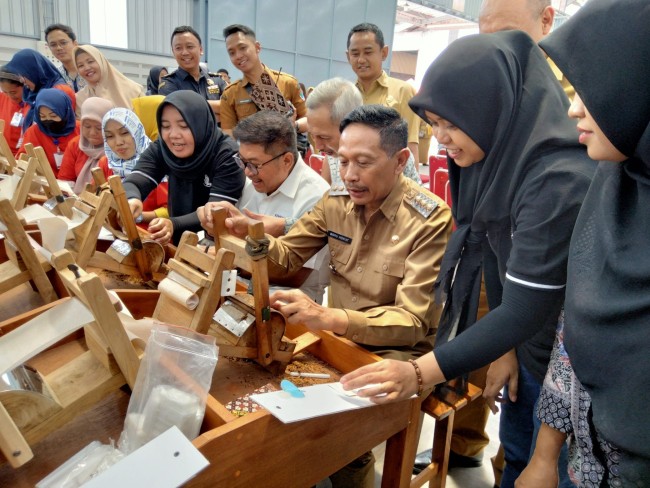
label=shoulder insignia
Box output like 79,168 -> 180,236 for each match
405,189 -> 438,218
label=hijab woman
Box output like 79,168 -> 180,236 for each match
74,45 -> 144,117
518,1 -> 650,485
341,30 -> 595,480
145,66 -> 168,96
4,49 -> 75,131
123,91 -> 244,245
98,107 -> 166,226
58,97 -> 113,194
0,66 -> 29,154
17,88 -> 79,176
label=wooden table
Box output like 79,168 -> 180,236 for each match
0,290 -> 422,487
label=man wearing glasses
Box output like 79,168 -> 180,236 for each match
44,24 -> 86,93
198,110 -> 329,302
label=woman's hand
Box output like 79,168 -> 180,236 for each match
128,198 -> 143,221
339,359 -> 420,404
148,217 -> 173,245
515,456 -> 559,488
484,349 -> 519,414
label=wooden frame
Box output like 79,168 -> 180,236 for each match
21,144 -> 73,219
0,285 -> 423,487
0,120 -> 17,174
0,198 -> 57,304
86,170 -> 166,281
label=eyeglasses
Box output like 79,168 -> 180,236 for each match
233,152 -> 286,176
47,40 -> 71,49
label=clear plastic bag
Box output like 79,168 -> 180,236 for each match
118,324 -> 218,454
36,441 -> 124,488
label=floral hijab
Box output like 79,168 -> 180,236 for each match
102,108 -> 150,178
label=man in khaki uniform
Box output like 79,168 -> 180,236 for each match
203,105 -> 451,487
347,22 -> 421,168
219,24 -> 306,137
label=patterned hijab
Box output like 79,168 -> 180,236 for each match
102,108 -> 151,178
5,49 -> 65,130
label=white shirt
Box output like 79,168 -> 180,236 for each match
238,155 -> 330,302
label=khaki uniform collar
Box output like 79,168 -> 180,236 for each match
356,70 -> 389,93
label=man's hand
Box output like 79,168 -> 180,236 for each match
147,218 -> 173,245
241,209 -> 286,237
197,201 -> 248,237
484,349 -> 519,414
270,289 -> 348,335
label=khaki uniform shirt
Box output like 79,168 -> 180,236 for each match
267,175 -> 452,359
357,71 -> 420,145
219,65 -> 306,131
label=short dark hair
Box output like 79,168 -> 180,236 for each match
217,68 -> 229,75
223,24 -> 256,40
233,110 -> 298,163
171,26 -> 202,46
340,105 -> 407,157
45,23 -> 76,42
347,23 -> 384,49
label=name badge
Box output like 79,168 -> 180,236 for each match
238,98 -> 253,104
10,111 -> 23,127
54,151 -> 64,169
327,230 -> 352,244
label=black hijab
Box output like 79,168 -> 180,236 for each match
541,0 -> 650,468
156,90 -> 226,217
409,31 -> 587,346
146,66 -> 166,95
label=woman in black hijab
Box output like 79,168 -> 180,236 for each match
146,66 -> 167,95
517,1 -> 650,485
124,90 -> 244,245
341,29 -> 595,478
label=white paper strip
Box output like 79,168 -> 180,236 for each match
0,298 -> 94,376
83,426 -> 209,488
0,173 -> 19,199
250,382 -> 377,424
158,278 -> 199,310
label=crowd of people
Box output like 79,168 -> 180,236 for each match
0,0 -> 647,486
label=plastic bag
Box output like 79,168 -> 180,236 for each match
118,324 -> 218,454
36,441 -> 124,487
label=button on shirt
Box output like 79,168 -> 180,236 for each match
238,156 -> 330,302
357,71 -> 420,145
266,175 -> 452,358
159,66 -> 226,101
